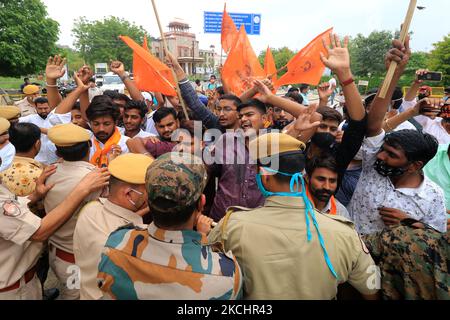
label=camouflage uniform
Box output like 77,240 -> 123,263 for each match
97,153 -> 243,300
362,220 -> 450,300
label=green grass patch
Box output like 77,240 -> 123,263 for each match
0,77 -> 44,90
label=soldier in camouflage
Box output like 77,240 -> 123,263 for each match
363,219 -> 450,300
97,152 -> 243,300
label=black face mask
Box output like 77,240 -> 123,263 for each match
311,132 -> 336,149
272,120 -> 293,130
374,159 -> 408,177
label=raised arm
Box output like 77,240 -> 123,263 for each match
73,66 -> 94,122
54,72 -> 89,114
366,36 -> 411,137
110,60 -> 144,101
320,34 -> 365,121
45,55 -> 66,109
404,69 -> 429,102
165,52 -> 221,129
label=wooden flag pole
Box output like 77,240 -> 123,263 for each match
151,0 -> 190,120
378,0 -> 417,99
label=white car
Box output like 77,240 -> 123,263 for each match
100,73 -> 125,94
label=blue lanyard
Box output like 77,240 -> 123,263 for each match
260,168 -> 338,279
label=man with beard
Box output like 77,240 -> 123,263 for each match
348,35 -> 447,235
18,97 -> 58,165
15,84 -> 39,116
271,102 -> 295,130
126,107 -> 179,158
305,155 -> 351,219
86,95 -> 129,168
74,153 -> 153,300
122,100 -> 155,139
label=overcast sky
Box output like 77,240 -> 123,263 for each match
42,0 -> 449,55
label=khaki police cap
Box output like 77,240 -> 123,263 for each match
0,118 -> 11,135
48,123 -> 91,147
23,85 -> 40,95
109,153 -> 154,184
0,106 -> 21,120
249,132 -> 306,161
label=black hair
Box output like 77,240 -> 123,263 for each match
195,79 -> 201,85
55,141 -> 90,161
153,107 -> 177,123
384,130 -> 438,167
215,86 -> 225,95
9,123 -> 41,153
317,106 -> 343,124
24,78 -> 29,82
237,99 -> 267,114
364,88 -> 378,108
102,90 -> 120,100
210,75 -> 216,79
114,93 -> 131,104
124,100 -> 147,118
258,152 -> 306,184
86,95 -> 120,122
285,91 -> 304,105
89,78 -> 95,83
305,155 -> 338,177
300,84 -> 309,92
34,97 -> 48,106
287,87 -> 299,93
445,87 -> 450,94
150,198 -> 198,228
219,94 -> 242,108
72,102 -> 81,111
391,87 -> 404,110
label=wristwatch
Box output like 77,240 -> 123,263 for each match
120,72 -> 130,81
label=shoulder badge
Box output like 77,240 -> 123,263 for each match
358,235 -> 370,254
2,200 -> 22,217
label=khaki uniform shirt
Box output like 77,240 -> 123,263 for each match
0,184 -> 43,289
0,156 -> 44,197
73,199 -> 143,300
208,196 -> 378,300
44,161 -> 101,253
14,97 -> 36,117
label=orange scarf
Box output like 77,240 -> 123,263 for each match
90,127 -> 122,168
306,184 -> 337,215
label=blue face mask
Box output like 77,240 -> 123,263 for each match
256,167 -> 338,279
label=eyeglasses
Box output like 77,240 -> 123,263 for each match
215,106 -> 236,114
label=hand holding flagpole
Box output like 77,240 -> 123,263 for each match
151,0 -> 190,120
378,0 -> 417,99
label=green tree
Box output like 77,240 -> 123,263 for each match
0,0 -> 59,77
72,16 -> 150,70
57,47 -> 85,75
427,34 -> 450,85
258,47 -> 296,77
349,31 -> 394,77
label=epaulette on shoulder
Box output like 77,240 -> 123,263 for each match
321,212 -> 355,227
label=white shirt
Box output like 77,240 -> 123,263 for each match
89,130 -> 129,161
144,110 -> 159,136
19,114 -> 58,165
88,87 -> 102,102
118,127 -> 156,139
348,130 -> 447,234
400,99 -> 450,144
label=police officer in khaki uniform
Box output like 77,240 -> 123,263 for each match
14,85 -> 39,117
73,153 -> 153,300
0,106 -> 21,125
0,118 -> 110,300
44,123 -> 103,300
208,133 -> 380,300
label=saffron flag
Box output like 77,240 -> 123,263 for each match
221,26 -> 265,96
264,46 -> 277,84
275,28 -> 333,87
119,35 -> 176,96
221,4 -> 238,54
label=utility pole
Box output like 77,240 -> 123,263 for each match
192,39 -> 196,76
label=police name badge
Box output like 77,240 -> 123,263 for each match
2,200 -> 21,217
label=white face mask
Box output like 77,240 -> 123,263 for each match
0,142 -> 16,172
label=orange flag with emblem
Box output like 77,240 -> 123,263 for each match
264,46 -> 277,83
275,28 -> 333,87
120,35 -> 176,96
221,4 -> 238,54
221,26 -> 265,96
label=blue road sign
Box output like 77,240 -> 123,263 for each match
204,12 -> 261,35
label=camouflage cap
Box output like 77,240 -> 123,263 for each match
145,152 -> 208,214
